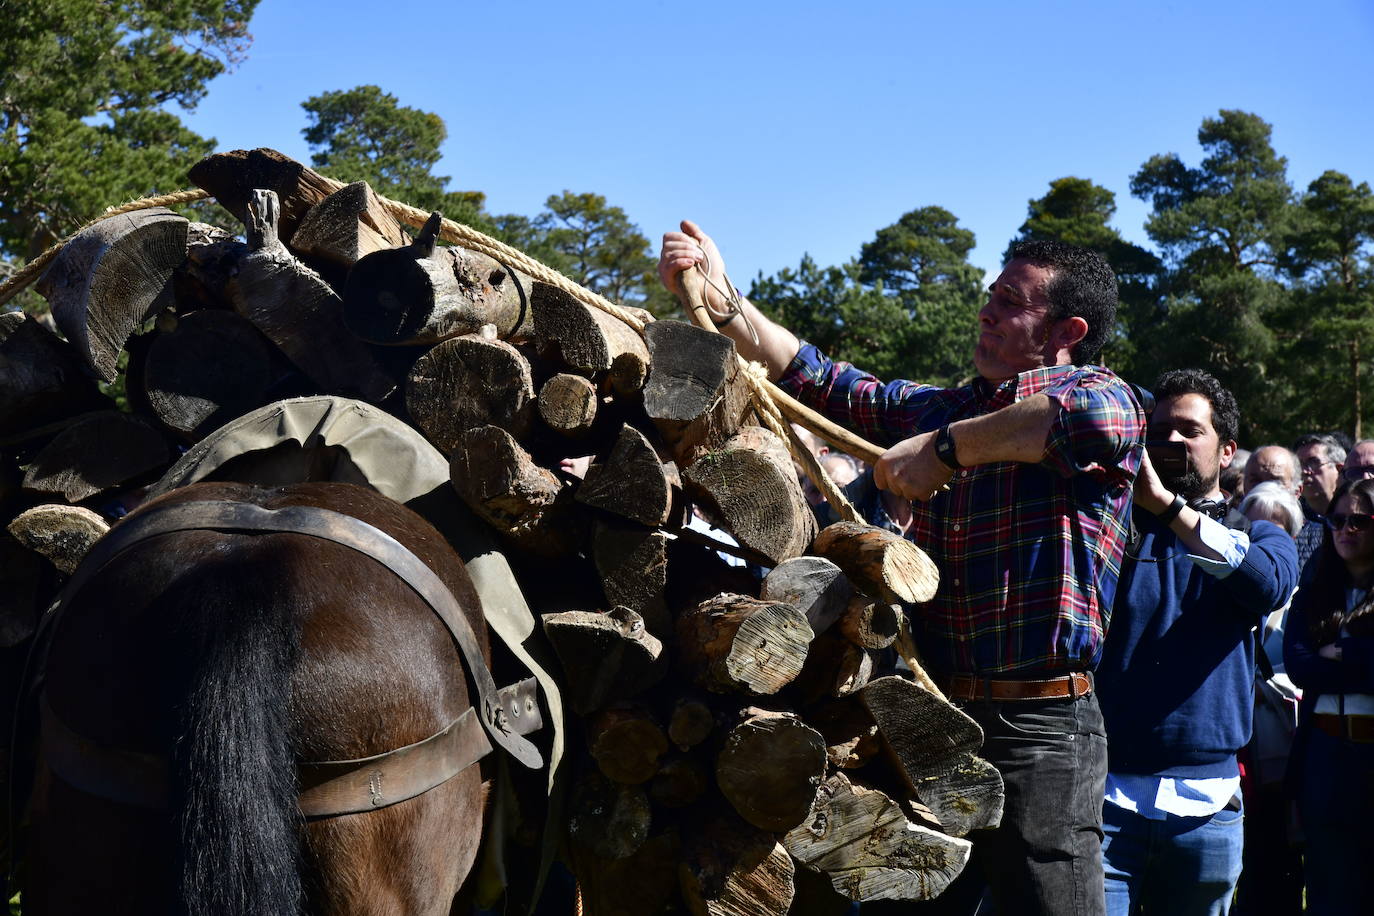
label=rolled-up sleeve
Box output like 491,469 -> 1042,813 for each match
1034,368 -> 1145,484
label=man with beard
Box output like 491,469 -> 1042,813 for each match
1096,369 -> 1298,915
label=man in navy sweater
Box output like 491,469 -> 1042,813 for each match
1096,370 -> 1298,916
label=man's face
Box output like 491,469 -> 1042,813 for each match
1150,392 -> 1235,500
1245,446 -> 1298,495
1345,442 -> 1374,483
974,259 -> 1062,382
1297,442 -> 1342,509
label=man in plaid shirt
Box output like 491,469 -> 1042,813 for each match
660,221 -> 1145,916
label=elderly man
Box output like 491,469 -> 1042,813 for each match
1293,433 -> 1347,571
659,221 -> 1144,916
1245,445 -> 1301,498
1343,438 -> 1374,483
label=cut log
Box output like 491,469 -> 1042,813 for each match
650,755 -> 709,809
7,505 -> 110,575
172,222 -> 248,313
36,207 -> 187,381
859,676 -> 983,785
343,212 -> 533,344
809,522 -> 940,604
715,708 -> 826,832
449,425 -> 583,558
680,812 -> 795,916
664,538 -> 761,616
789,630 -> 874,705
676,594 -> 812,695
837,596 -> 900,650
21,411 -> 170,503
569,766 -> 652,860
593,520 -> 670,636
542,606 -> 667,716
142,310 -> 276,438
405,333 -> 535,453
0,313 -> 109,439
538,372 -> 599,437
288,180 -> 409,268
532,282 -> 650,383
189,147 -> 338,243
808,698 -> 882,770
589,703 -> 669,785
782,773 -> 971,902
912,752 -> 1004,838
572,828 -> 683,916
642,320 -> 751,468
230,189 -> 394,402
760,556 -> 853,636
577,425 -> 677,527
684,426 -> 816,566
667,693 -> 716,752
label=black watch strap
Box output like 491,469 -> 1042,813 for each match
1156,493 -> 1186,525
934,425 -> 963,471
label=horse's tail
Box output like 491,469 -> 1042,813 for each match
168,547 -> 303,915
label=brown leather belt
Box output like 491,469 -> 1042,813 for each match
941,671 -> 1093,702
1313,712 -> 1374,743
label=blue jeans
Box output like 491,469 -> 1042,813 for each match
1101,797 -> 1244,916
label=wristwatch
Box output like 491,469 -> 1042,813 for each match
1156,492 -> 1186,524
934,425 -> 963,471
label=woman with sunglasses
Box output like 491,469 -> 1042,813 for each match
1284,478 -> 1374,914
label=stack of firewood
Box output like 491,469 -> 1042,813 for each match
0,149 -> 1003,915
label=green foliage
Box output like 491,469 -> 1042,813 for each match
0,0 -> 258,259
301,85 -> 486,228
531,191 -> 668,314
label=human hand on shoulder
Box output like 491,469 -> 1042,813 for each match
658,219 -> 730,312
874,430 -> 953,503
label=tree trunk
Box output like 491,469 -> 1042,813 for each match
807,698 -> 881,770
809,522 -> 939,604
405,332 -> 535,454
542,606 -> 667,716
676,594 -> 813,695
715,708 -> 827,832
642,320 -> 751,469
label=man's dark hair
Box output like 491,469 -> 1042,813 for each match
1009,239 -> 1118,365
1293,432 -> 1347,465
1153,368 -> 1240,443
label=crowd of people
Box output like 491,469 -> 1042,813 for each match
657,221 -> 1367,915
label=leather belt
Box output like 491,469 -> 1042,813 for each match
1313,712 -> 1374,744
941,671 -> 1093,702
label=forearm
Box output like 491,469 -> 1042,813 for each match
713,295 -> 801,381
946,393 -> 1058,465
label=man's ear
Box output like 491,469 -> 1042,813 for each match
1219,439 -> 1238,470
1054,316 -> 1090,353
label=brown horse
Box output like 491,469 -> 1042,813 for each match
21,480 -> 525,915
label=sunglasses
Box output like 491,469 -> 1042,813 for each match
1330,513 -> 1374,532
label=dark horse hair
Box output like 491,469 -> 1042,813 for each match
1304,478 -> 1374,646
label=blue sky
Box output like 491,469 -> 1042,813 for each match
181,0 -> 1374,284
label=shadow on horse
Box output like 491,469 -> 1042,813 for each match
20,479 -> 539,915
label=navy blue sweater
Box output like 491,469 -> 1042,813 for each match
1097,509 -> 1298,778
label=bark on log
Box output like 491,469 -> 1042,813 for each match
680,812 -> 796,916
7,504 -> 110,575
789,631 -> 874,705
288,180 -> 409,268
36,208 -> 187,381
782,773 -> 971,902
569,766 -> 652,860
21,411 -> 170,503
589,702 -> 669,785
532,282 -> 650,384
837,596 -> 900,650
189,147 -> 337,243
542,606 -> 667,716
911,752 -> 1004,838
538,372 -> 599,437
809,522 -> 940,604
405,333 -> 535,454
684,426 -> 816,566
0,313 -> 109,439
142,310 -> 276,438
676,594 -> 812,695
715,708 -> 827,832
230,190 -> 394,402
650,755 -> 709,809
760,556 -> 854,637
859,676 -> 983,785
593,520 -> 670,635
577,425 -> 677,527
642,320 -> 751,468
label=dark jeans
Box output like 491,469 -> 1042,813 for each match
1296,727 -> 1374,916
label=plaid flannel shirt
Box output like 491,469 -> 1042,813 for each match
781,343 -> 1145,675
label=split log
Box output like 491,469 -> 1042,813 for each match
715,708 -> 826,832
676,594 -> 812,695
589,703 -> 670,785
405,333 -> 535,453
642,320 -> 750,468
760,556 -> 853,636
684,426 -> 816,566
230,189 -> 394,402
810,522 -> 939,604
789,631 -> 874,704
21,412 -> 170,503
344,212 -> 533,344
532,282 -> 650,386
569,767 -> 652,860
542,606 -> 667,716
36,208 -> 187,381
288,180 -> 409,268
859,676 -> 983,785
680,812 -> 795,916
911,753 -> 1004,837
449,425 -> 583,557
142,310 -> 276,438
808,699 -> 882,770
189,147 -> 338,243
837,596 -> 900,650
0,313 -> 109,439
572,828 -> 683,916
7,505 -> 110,575
667,694 -> 716,752
650,755 -> 709,809
538,373 -> 599,438
593,520 -> 670,635
782,773 -> 971,902
577,425 -> 677,527
172,222 -> 248,312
